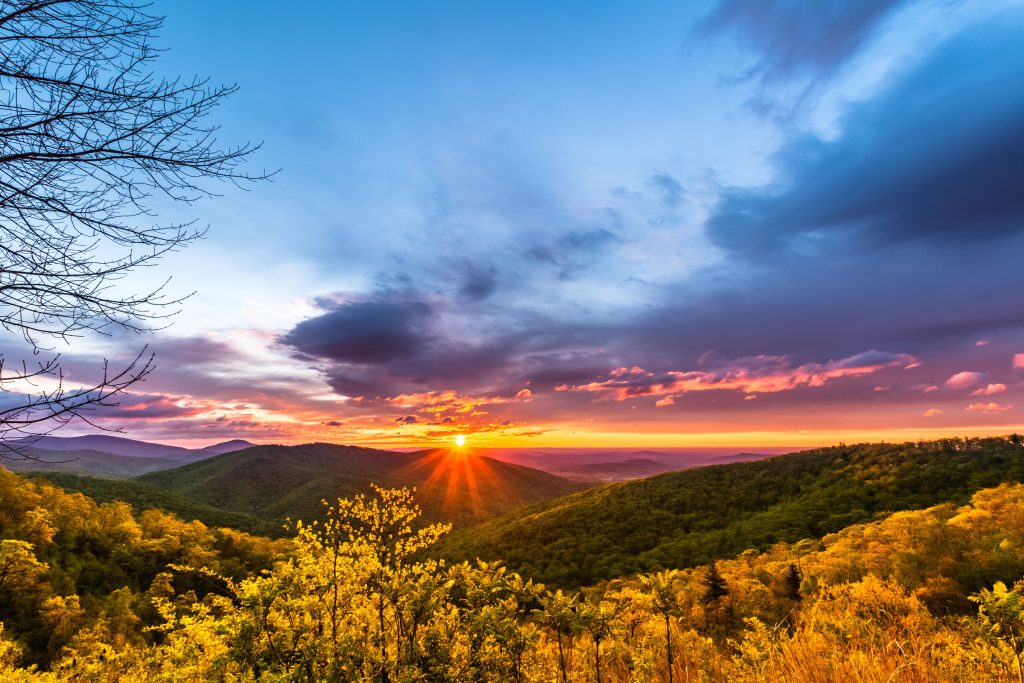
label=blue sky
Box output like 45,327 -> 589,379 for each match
30,0 -> 1024,446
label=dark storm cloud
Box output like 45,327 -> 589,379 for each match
697,0 -> 911,83
154,12 -> 1023,426
623,233 -> 1024,368
706,20 -> 1024,257
281,298 -> 435,364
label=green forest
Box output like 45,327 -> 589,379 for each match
439,437 -> 1024,586
5,437 -> 1024,681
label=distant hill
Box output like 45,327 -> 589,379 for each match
482,447 -> 780,480
190,439 -> 258,457
0,436 -> 259,478
550,458 -> 673,482
437,437 -> 1024,586
6,434 -> 256,460
136,443 -> 587,528
2,449 -> 186,478
8,434 -> 194,458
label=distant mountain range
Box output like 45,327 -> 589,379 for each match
135,444 -> 586,528
7,434 -> 256,459
16,441 -> 587,531
1,436 -> 257,478
483,447 -> 781,482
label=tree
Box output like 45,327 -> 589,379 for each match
579,597 -> 619,683
972,580 -> 1024,683
0,0 -> 265,453
702,563 -> 729,604
781,563 -> 801,602
640,570 -> 681,683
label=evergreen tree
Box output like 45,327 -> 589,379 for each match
783,563 -> 802,602
703,564 -> 729,604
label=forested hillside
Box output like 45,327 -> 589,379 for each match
135,443 -> 586,528
26,472 -> 281,537
438,436 -> 1024,585
6,460 -> 1024,681
0,468 -> 288,671
4,450 -> 190,479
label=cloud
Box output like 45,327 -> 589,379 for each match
1015,353 -> 1024,369
565,350 -> 916,401
966,402 -> 1013,413
648,173 -> 685,207
696,0 -> 910,83
281,296 -> 435,365
945,371 -> 988,390
458,265 -> 498,302
971,383 -> 1007,397
100,394 -> 210,420
705,19 -> 1024,256
923,408 -> 942,417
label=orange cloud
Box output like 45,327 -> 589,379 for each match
566,350 -> 917,402
966,402 -> 1013,413
923,408 -> 942,417
970,383 -> 1007,397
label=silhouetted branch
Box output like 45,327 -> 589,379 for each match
0,0 -> 267,455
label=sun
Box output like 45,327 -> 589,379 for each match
455,434 -> 466,447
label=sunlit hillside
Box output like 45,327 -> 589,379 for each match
439,436 -> 1024,586
29,443 -> 586,532
5,440 -> 1024,681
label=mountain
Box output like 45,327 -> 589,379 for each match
1,436 -> 259,479
437,437 -> 1024,586
136,443 -> 587,528
190,439 -> 257,457
548,458 -> 674,482
482,447 -> 782,478
2,449 -> 187,478
8,434 -> 195,458
28,471 -> 281,536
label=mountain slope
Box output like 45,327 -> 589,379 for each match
437,437 -> 1024,586
28,472 -> 281,536
137,443 -> 586,528
2,449 -> 186,478
6,435 -> 256,461
9,435 -> 195,458
551,458 -> 674,482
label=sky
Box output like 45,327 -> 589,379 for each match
11,0 -> 1024,448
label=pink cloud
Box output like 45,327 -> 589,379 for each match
567,350 -> 918,402
1015,353 -> 1024,369
923,408 -> 942,417
970,383 -> 1007,397
945,371 -> 988,390
966,402 -> 1013,413
976,340 -> 990,347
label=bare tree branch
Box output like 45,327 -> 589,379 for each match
0,0 -> 267,457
